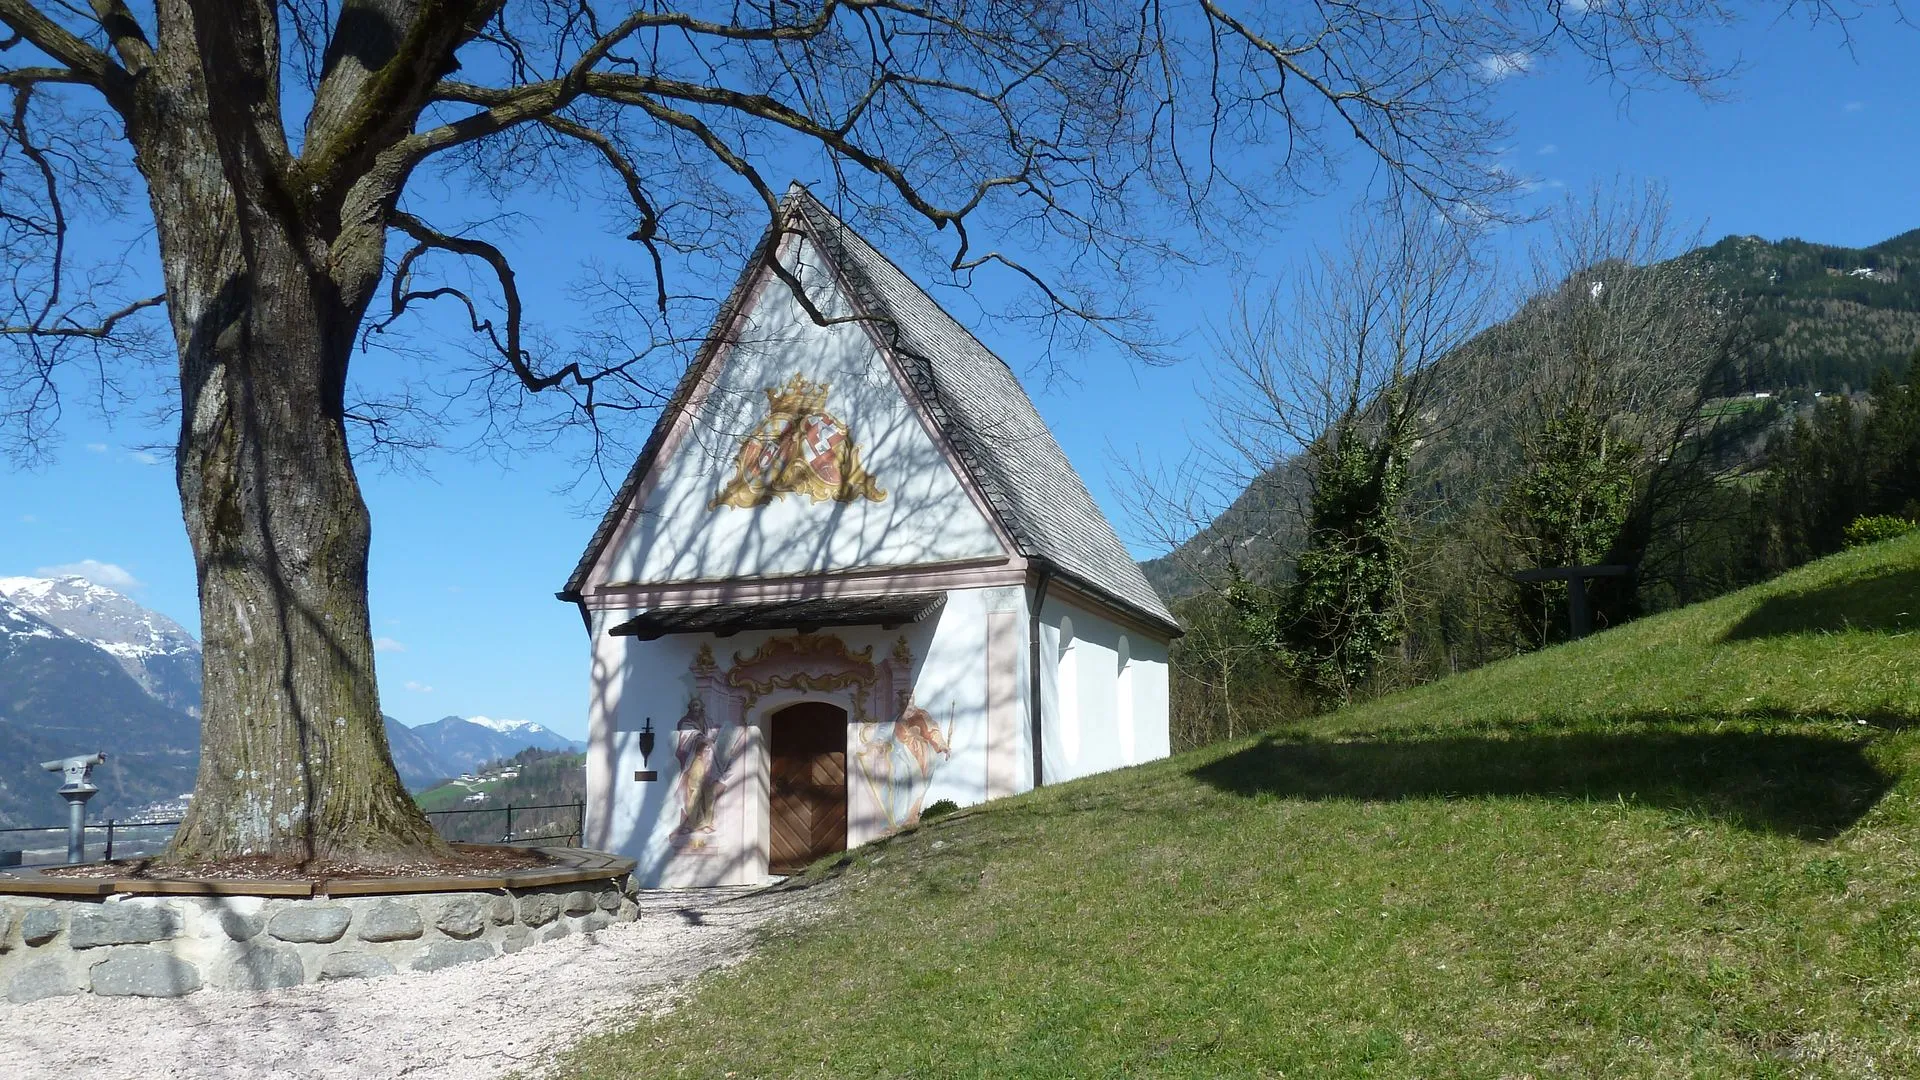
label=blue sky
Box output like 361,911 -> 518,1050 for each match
4,10 -> 1915,739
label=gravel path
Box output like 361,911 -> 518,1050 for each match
0,884 -> 825,1079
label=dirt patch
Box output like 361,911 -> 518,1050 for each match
0,883 -> 829,1079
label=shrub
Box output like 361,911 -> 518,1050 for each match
920,799 -> 959,822
1844,514 -> 1918,548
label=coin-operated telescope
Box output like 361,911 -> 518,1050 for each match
40,753 -> 106,865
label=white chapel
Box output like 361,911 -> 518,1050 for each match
559,186 -> 1180,887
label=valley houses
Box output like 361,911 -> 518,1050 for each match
559,186 -> 1180,887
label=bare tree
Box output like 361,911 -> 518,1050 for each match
1488,182 -> 1742,640
0,0 -> 1843,864
1213,200 -> 1491,484
1205,198 -> 1488,700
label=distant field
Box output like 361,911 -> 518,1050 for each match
553,534 -> 1920,1079
415,778 -> 507,813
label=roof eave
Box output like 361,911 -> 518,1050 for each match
1034,560 -> 1184,640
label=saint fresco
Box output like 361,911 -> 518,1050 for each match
670,696 -> 731,850
857,690 -> 953,830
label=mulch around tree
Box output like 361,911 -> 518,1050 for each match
39,844 -> 555,881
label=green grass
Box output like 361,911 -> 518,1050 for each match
415,779 -> 504,812
552,536 -> 1920,1079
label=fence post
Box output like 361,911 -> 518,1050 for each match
574,800 -> 584,846
105,819 -> 115,862
503,803 -> 514,844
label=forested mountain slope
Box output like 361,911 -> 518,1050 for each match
1144,227 -> 1920,601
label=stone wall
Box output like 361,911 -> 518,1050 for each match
0,877 -> 638,1002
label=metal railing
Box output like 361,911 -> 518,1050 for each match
420,800 -> 586,847
0,801 -> 585,868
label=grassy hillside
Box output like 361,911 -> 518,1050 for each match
416,749 -> 585,844
556,534 -> 1920,1079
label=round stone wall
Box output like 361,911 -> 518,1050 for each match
0,878 -> 639,1002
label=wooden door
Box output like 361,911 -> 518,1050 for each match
768,702 -> 848,873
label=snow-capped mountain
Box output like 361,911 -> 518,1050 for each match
408,715 -> 584,777
0,590 -> 200,827
464,715 -> 559,736
0,572 -> 583,819
0,576 -> 203,717
0,592 -> 62,643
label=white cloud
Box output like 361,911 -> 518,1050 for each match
35,559 -> 142,590
84,442 -> 107,453
1844,101 -> 1866,113
1537,143 -> 1559,156
1478,51 -> 1534,82
129,450 -> 162,466
373,637 -> 407,653
403,680 -> 434,693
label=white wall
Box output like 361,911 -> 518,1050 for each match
601,237 -> 1005,586
1036,597 -> 1171,785
585,585 -> 1033,887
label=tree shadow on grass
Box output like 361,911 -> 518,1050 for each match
1724,566 -> 1920,641
1191,717 -> 1900,840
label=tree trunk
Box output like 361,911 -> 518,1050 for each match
162,279 -> 446,863
133,58 -> 445,866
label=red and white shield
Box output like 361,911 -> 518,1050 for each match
746,429 -> 786,485
803,415 -> 846,485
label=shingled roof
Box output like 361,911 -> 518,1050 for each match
560,185 -> 1180,636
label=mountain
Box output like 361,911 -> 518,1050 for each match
0,572 -> 584,823
1691,229 -> 1920,393
0,592 -> 199,828
407,715 -> 585,778
0,576 -> 202,717
1144,227 -> 1920,601
382,715 -> 452,790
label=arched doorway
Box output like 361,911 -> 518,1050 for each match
768,701 -> 848,873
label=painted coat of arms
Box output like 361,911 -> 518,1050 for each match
709,373 -> 887,509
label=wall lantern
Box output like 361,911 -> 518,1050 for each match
633,717 -> 658,782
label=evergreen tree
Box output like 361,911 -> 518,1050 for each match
1862,349 -> 1920,518
1277,409 -> 1412,702
1757,397 -> 1868,568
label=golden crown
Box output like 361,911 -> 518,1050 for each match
765,372 -> 831,414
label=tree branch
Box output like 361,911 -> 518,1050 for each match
0,292 -> 166,337
300,0 -> 508,195
0,64 -> 85,86
0,0 -> 125,97
83,0 -> 152,74
534,114 -> 669,312
384,210 -> 532,383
